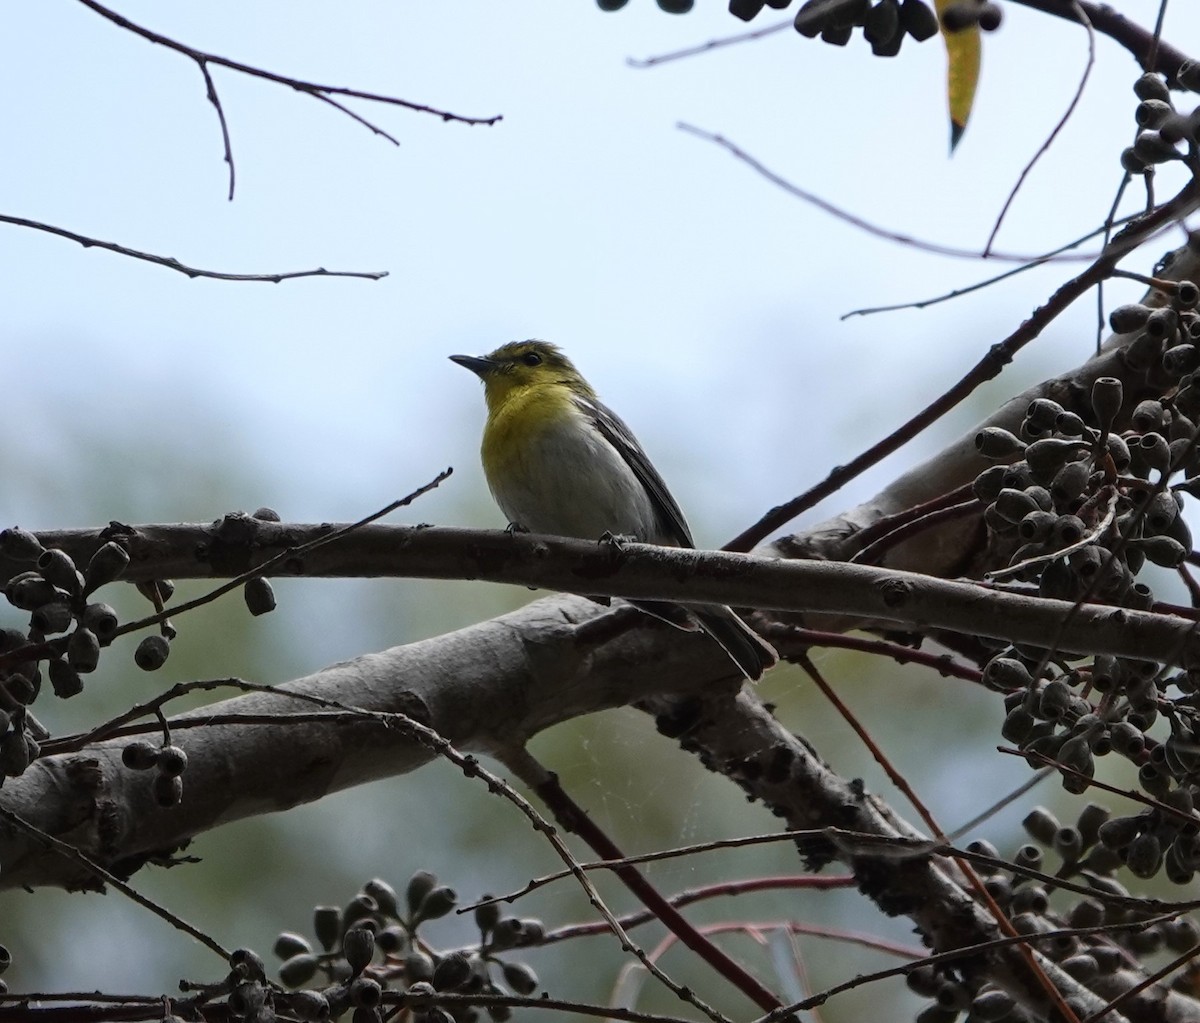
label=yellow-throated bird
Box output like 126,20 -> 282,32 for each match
450,340 -> 776,681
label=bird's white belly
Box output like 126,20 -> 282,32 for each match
488,412 -> 661,541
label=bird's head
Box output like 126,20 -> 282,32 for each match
450,340 -> 591,408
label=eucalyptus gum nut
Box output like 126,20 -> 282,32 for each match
342,926 -> 375,975
134,634 -> 170,671
83,542 -> 130,592
1132,399 -> 1166,431
1127,831 -> 1164,878
405,870 -> 437,916
5,574 -> 63,612
48,659 -> 82,699
31,601 -> 71,635
1135,98 -> 1173,128
122,739 -> 160,770
0,528 -> 43,563
1109,303 -> 1152,333
279,954 -> 319,988
977,1 -> 1001,30
1176,280 -> 1200,309
153,772 -> 183,807
244,577 -> 277,617
1091,377 -> 1123,432
362,879 -> 399,919
975,427 -> 1025,459
314,906 -> 341,952
1144,491 -> 1180,534
81,603 -> 119,641
67,627 -> 100,673
35,549 -> 80,595
1023,806 -> 1060,844
899,0 -> 938,40
1135,129 -> 1181,164
1134,72 -> 1172,102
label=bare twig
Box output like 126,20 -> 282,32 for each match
0,214 -> 388,282
75,0 -> 501,200
984,2 -> 1096,255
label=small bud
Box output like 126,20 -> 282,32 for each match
475,897 -> 501,935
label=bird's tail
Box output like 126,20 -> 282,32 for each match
691,605 -> 777,682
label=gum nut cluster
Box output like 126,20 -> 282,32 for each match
905,810 -> 1200,1021
723,0 -> 981,50
0,530 -> 136,783
270,871 -> 542,1023
971,275 -> 1200,879
1121,70 -> 1200,176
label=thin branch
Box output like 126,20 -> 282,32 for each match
627,16 -> 792,67
0,806 -> 231,960
74,0 -> 500,199
678,124 -> 1094,265
0,215 -> 388,282
984,2 -> 1096,255
724,175 -> 1200,552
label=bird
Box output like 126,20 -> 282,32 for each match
450,339 -> 776,681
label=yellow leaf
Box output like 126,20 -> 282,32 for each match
934,1 -> 981,151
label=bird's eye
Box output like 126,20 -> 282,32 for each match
521,351 -> 543,367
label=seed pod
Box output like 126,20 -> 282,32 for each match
1136,535 -> 1186,567
403,951 -> 435,983
244,577 -> 276,617
1134,72 -> 1171,102
406,870 -> 438,917
48,658 -> 82,699
899,0 -> 938,40
502,961 -> 538,996
1135,129 -> 1181,164
122,739 -> 160,770
975,427 -> 1025,459
977,1 -> 1001,30
31,601 -> 72,635
5,573 -> 63,612
981,657 -> 1032,692
158,745 -> 188,778
432,952 -> 472,991
1049,461 -> 1089,505
67,627 -> 100,673
274,932 -> 312,960
864,0 -> 902,54
1106,433 -> 1132,472
1144,491 -> 1180,534
1023,805 -> 1060,844
279,953 -> 319,988
362,879 -> 399,919
153,772 -> 184,808
417,885 -> 458,921
1176,280 -> 1200,310
972,463 -> 1007,502
0,528 -> 43,563
343,926 -> 375,975
993,487 -> 1040,523
1109,303 -> 1152,333
36,550 -> 81,595
1135,98 -> 1173,128
134,635 -> 170,671
314,906 -> 342,952
80,603 -> 119,642
1025,438 -> 1089,479
1127,830 -> 1164,878
1091,377 -> 1123,433
83,542 -> 130,594
1168,344 -> 1200,380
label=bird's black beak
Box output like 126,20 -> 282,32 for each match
449,354 -> 495,379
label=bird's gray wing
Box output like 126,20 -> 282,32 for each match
575,392 -> 695,548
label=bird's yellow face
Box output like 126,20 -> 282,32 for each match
450,340 -> 592,411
